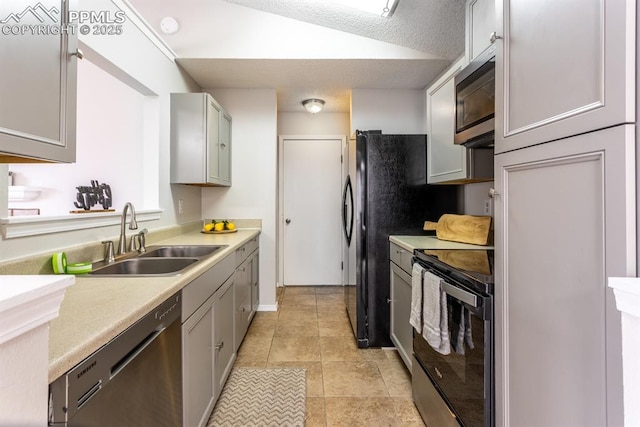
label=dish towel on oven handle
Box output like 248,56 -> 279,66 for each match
454,306 -> 475,355
409,263 -> 425,333
422,271 -> 451,355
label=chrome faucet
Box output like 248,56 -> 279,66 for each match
117,202 -> 138,255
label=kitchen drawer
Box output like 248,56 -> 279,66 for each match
390,242 -> 413,274
236,236 -> 258,265
182,253 -> 235,321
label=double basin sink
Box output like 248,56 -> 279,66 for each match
89,245 -> 227,276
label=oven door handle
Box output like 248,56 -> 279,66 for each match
415,259 -> 484,309
441,280 -> 478,308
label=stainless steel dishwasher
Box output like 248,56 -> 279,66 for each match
49,292 -> 182,426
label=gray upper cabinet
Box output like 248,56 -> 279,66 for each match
427,2 -> 495,185
171,93 -> 232,186
426,56 -> 468,184
495,0 -> 635,153
0,0 -> 78,163
219,111 -> 232,183
465,0 -> 495,63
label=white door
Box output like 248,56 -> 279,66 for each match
281,137 -> 343,286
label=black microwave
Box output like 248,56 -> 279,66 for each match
454,44 -> 496,147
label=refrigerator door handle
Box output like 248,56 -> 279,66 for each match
342,175 -> 354,246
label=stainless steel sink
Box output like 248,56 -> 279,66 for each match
90,257 -> 199,276
139,245 -> 225,258
87,244 -> 228,277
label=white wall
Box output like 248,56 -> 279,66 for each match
462,181 -> 494,216
9,59 -> 146,216
350,89 -> 425,135
201,89 -> 278,310
278,112 -> 350,136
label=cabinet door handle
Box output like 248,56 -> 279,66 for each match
71,48 -> 84,60
215,341 -> 224,351
220,143 -> 226,148
489,188 -> 499,198
490,32 -> 502,44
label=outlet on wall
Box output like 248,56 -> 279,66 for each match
483,199 -> 493,216
178,199 -> 184,214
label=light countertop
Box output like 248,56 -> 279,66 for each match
389,235 -> 494,252
48,228 -> 260,382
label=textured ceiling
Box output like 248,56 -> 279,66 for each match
223,0 -> 465,59
128,0 -> 466,113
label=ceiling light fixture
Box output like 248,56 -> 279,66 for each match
302,99 -> 325,114
160,17 -> 179,34
327,0 -> 399,17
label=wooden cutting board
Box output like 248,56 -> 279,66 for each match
423,214 -> 492,246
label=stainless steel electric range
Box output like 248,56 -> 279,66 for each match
412,248 -> 494,427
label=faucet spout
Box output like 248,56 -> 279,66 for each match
117,202 -> 138,255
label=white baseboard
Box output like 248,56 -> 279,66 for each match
257,303 -> 278,312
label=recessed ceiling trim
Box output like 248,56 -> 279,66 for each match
114,0 -> 177,60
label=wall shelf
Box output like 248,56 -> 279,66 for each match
8,186 -> 42,202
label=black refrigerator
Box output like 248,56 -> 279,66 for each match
343,130 -> 459,348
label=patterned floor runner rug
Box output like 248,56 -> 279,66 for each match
207,368 -> 307,427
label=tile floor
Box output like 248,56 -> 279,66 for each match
233,285 -> 426,426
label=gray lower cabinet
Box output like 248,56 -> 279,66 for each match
234,237 -> 259,351
234,261 -> 252,352
213,278 -> 235,401
389,242 -> 414,371
0,0 -> 78,163
250,251 -> 260,316
494,125 -> 634,427
182,254 -> 235,427
182,292 -> 215,427
181,237 -> 259,427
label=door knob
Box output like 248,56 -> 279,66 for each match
285,218 -> 291,224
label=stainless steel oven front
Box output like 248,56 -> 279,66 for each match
412,250 -> 494,427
